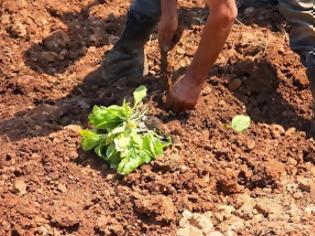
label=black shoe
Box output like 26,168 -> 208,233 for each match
99,11 -> 158,85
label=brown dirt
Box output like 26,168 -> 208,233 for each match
0,0 -> 314,236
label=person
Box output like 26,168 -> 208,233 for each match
99,0 -> 314,112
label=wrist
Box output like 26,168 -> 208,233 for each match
186,67 -> 206,86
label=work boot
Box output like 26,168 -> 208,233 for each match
100,11 -> 158,85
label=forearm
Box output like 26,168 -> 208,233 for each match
188,0 -> 237,84
161,0 -> 177,18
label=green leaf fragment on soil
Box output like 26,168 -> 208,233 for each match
231,115 -> 251,133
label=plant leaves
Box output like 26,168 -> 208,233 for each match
133,85 -> 147,107
80,129 -> 102,151
88,104 -> 132,130
114,136 -> 130,152
231,115 -> 251,133
80,85 -> 171,175
117,148 -> 149,175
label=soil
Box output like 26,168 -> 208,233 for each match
0,0 -> 314,236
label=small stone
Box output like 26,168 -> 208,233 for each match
179,217 -> 188,227
64,125 -> 81,133
228,79 -> 242,91
37,226 -> 49,235
176,48 -> 186,55
255,199 -> 283,217
1,220 -> 10,231
57,183 -> 67,193
226,215 -> 244,230
304,205 -> 315,215
193,213 -> 214,232
285,183 -> 298,194
218,205 -> 235,219
34,216 -> 47,225
246,140 -> 256,150
293,192 -> 303,199
288,158 -> 298,166
237,201 -> 254,219
234,194 -> 254,209
285,127 -> 296,136
106,174 -> 114,181
182,210 -> 193,218
96,216 -> 108,228
1,14 -> 11,25
9,21 -> 28,38
291,216 -> 301,223
179,165 -> 189,173
270,124 -> 285,138
12,180 -> 27,194
287,203 -> 302,218
252,214 -> 264,222
297,177 -> 311,192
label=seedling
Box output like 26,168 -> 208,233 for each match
80,86 -> 171,175
231,115 -> 251,133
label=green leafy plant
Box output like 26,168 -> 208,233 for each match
231,115 -> 251,133
80,86 -> 171,175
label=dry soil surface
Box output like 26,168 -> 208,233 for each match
0,0 -> 314,236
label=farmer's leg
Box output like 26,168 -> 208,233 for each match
278,0 -> 315,101
117,0 -> 161,50
101,0 -> 161,84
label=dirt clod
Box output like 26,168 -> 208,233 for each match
12,180 -> 27,194
57,183 -> 67,193
297,177 -> 312,192
135,195 -> 175,223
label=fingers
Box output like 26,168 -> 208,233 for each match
165,93 -> 195,113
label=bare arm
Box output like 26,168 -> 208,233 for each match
189,0 -> 237,83
167,0 -> 238,111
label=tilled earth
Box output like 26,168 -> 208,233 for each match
0,0 -> 314,235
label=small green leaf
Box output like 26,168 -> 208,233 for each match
133,85 -> 147,106
80,130 -> 102,151
88,104 -> 132,130
114,136 -> 130,152
94,144 -> 107,159
231,115 -> 251,133
117,148 -> 147,175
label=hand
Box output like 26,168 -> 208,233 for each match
166,72 -> 203,112
158,14 -> 178,52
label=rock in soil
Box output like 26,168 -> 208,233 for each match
134,195 -> 175,223
12,180 -> 27,194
